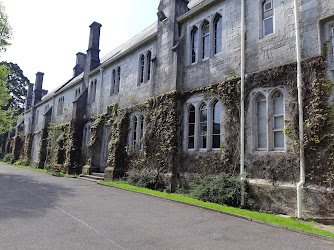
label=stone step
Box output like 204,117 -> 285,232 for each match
78,176 -> 100,183
82,174 -> 104,181
91,172 -> 105,178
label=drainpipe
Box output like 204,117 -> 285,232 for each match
294,0 -> 305,219
240,0 -> 246,207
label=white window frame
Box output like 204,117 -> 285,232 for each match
184,95 -> 222,151
57,96 -> 64,115
128,113 -> 145,151
111,66 -> 121,95
201,20 -> 210,60
253,88 -> 285,152
213,14 -> 223,55
138,50 -> 152,86
262,0 -> 274,37
190,26 -> 199,64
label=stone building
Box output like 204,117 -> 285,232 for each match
7,0 -> 334,217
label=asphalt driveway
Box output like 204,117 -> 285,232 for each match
0,163 -> 333,250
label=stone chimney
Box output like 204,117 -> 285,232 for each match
73,52 -> 87,77
25,83 -> 34,111
86,22 -> 102,71
32,72 -> 44,107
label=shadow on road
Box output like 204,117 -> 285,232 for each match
0,169 -> 75,220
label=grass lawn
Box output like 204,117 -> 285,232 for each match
100,180 -> 334,239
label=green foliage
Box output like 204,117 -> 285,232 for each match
46,123 -> 72,173
0,64 -> 14,134
190,173 -> 247,207
0,62 -> 29,114
125,167 -> 157,189
3,153 -> 11,162
13,159 -> 29,166
87,113 -> 109,148
100,180 -> 334,238
0,2 -> 12,53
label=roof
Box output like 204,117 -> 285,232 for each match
99,22 -> 158,67
35,22 -> 158,108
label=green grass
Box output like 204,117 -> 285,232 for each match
100,180 -> 334,239
0,161 -> 77,178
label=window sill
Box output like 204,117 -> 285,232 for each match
260,32 -> 275,40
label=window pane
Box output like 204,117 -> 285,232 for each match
214,16 -> 222,54
213,135 -> 220,149
199,136 -> 207,149
257,99 -> 266,114
191,28 -> 198,63
264,17 -> 273,36
147,52 -> 151,81
274,131 -> 284,148
274,116 -> 284,129
258,132 -> 267,149
189,106 -> 195,123
189,124 -> 195,136
213,122 -> 220,135
258,117 -> 266,131
273,93 -> 283,114
188,137 -> 194,149
202,22 -> 210,58
213,101 -> 221,122
200,104 -> 207,122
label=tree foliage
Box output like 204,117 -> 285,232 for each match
0,64 -> 13,134
0,1 -> 12,53
0,62 -> 29,113
0,1 -> 14,135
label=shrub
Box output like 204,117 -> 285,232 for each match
3,153 -> 12,163
13,160 -> 29,166
125,168 -> 157,189
190,173 -> 248,207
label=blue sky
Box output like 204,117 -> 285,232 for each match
1,0 -> 160,91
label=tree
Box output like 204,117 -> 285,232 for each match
0,62 -> 29,114
0,1 -> 12,53
0,64 -> 12,134
0,1 -> 13,135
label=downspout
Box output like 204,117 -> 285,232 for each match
294,0 -> 305,219
240,0 -> 246,207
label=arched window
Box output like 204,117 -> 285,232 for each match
257,94 -> 267,150
199,103 -> 208,149
191,27 -> 198,63
212,100 -> 221,149
147,51 -> 151,81
129,114 -> 145,150
140,115 -> 145,149
213,15 -> 222,54
272,91 -> 284,149
201,21 -> 210,59
117,67 -> 121,93
133,116 -> 138,147
140,55 -> 145,84
112,69 -> 116,95
188,105 -> 195,149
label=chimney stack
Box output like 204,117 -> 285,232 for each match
25,83 -> 34,111
86,22 -> 102,71
32,72 -> 44,106
73,52 -> 87,77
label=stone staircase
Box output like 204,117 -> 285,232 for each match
80,172 -> 104,182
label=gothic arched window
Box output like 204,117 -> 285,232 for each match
213,15 -> 222,54
191,27 -> 198,63
201,21 -> 210,59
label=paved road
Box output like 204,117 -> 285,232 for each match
0,163 -> 333,250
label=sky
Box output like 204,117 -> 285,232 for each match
1,0 -> 160,92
